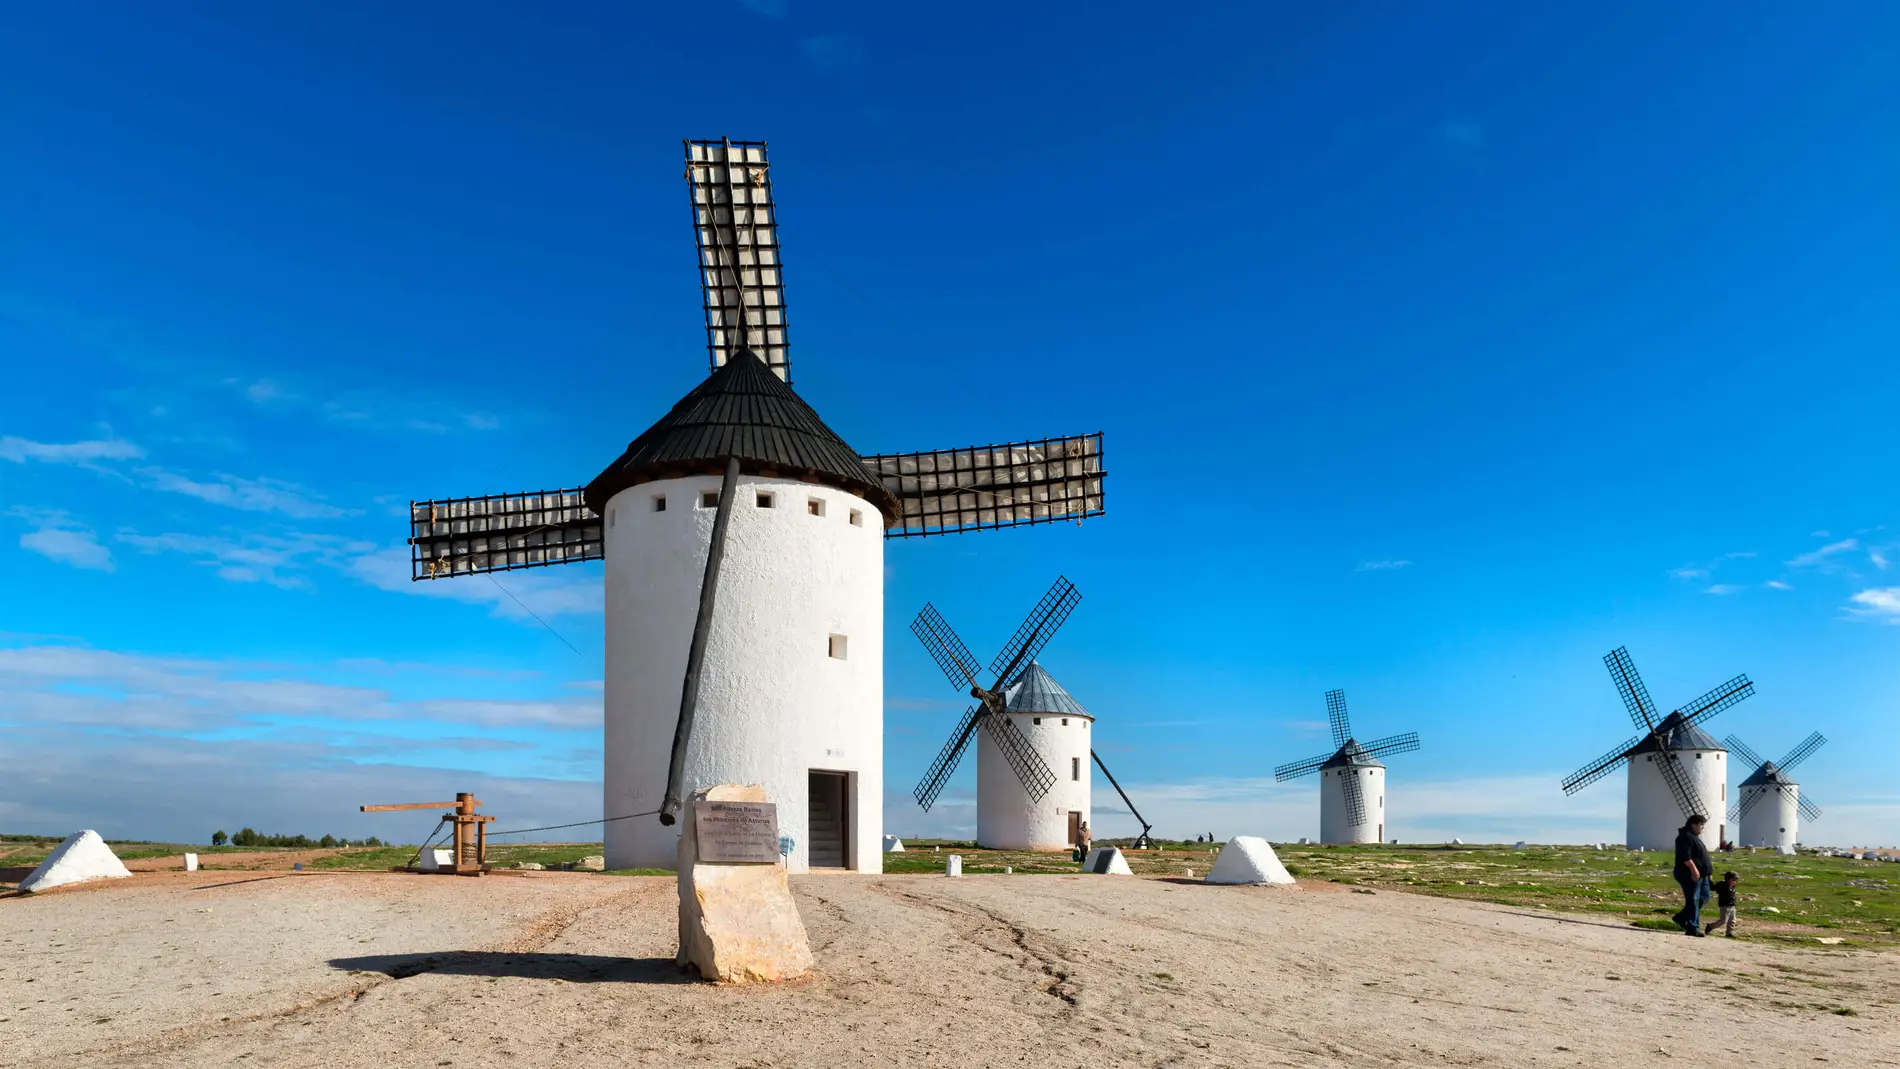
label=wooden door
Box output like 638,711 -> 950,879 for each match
1068,810 -> 1082,848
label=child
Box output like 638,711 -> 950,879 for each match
1712,871 -> 1740,937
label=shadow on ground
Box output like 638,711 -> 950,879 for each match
330,952 -> 697,984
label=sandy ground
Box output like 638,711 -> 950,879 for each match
3,871 -> 1896,1069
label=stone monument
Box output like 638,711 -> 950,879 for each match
676,784 -> 813,983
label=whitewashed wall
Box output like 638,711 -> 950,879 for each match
1319,765 -> 1386,844
601,474 -> 884,874
976,712 -> 1092,850
1737,784 -> 1800,851
1625,748 -> 1726,852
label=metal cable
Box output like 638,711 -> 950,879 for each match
484,809 -> 661,838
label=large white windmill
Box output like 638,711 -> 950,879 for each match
405,139 -> 1106,874
908,578 -> 1154,850
1561,647 -> 1754,851
1274,690 -> 1421,845
1725,732 -> 1826,852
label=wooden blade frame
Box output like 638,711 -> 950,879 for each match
865,433 -> 1105,538
409,488 -> 601,580
686,139 -> 789,382
1325,689 -> 1352,749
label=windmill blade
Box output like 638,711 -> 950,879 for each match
1325,689 -> 1351,749
1274,752 -> 1333,781
987,576 -> 1081,682
1722,734 -> 1766,772
912,706 -> 980,812
1341,766 -> 1368,828
1603,647 -> 1661,731
911,604 -> 983,692
1797,794 -> 1822,822
685,139 -> 789,381
1561,734 -> 1643,795
1727,798 -> 1742,825
1674,674 -> 1754,728
1654,749 -> 1706,823
864,433 -> 1106,539
1737,788 -> 1765,820
979,712 -> 1058,802
1361,732 -> 1421,760
1779,731 -> 1827,772
408,488 -> 602,580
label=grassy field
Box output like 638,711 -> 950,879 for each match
889,839 -> 1900,949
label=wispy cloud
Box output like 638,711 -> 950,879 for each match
345,546 -> 602,619
1705,584 -> 1744,596
118,529 -> 376,589
137,468 -> 355,519
1356,559 -> 1412,572
9,508 -> 115,571
225,377 -> 503,436
1789,538 -> 1859,569
1668,567 -> 1709,580
1873,549 -> 1890,571
0,435 -> 144,471
1765,580 -> 1792,591
1847,588 -> 1900,624
1279,719 -> 1330,735
800,34 -> 864,74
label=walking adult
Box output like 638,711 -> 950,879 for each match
1673,814 -> 1714,936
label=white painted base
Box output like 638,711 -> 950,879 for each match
20,830 -> 131,893
1318,765 -> 1387,844
976,712 -> 1091,850
1626,748 -> 1726,851
1205,836 -> 1295,885
1082,847 -> 1132,875
1737,785 -> 1798,851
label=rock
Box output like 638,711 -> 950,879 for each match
1204,836 -> 1295,886
1760,906 -> 1781,914
20,831 -> 132,893
1082,847 -> 1133,875
676,785 -> 813,984
1452,838 -> 1463,845
946,854 -> 962,877
1816,937 -> 1844,945
575,855 -> 606,872
516,862 -> 545,871
1514,841 -> 1527,850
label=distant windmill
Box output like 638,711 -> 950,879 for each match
403,139 -> 1107,874
910,577 -> 1150,850
1561,646 -> 1754,851
1725,732 -> 1825,852
1274,690 -> 1421,844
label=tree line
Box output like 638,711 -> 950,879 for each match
211,829 -> 385,848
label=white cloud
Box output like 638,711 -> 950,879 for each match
119,529 -> 376,589
1846,587 -> 1900,623
1873,549 -> 1890,571
0,435 -> 143,468
345,546 -> 601,619
1765,580 -> 1792,591
1668,567 -> 1709,580
10,508 -> 114,571
1789,538 -> 1858,569
1705,584 -> 1744,596
1356,559 -> 1412,572
137,468 -> 354,519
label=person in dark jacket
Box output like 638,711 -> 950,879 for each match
1713,871 -> 1739,937
1673,815 -> 1714,936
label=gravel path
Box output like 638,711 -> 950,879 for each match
4,871 -> 1895,1067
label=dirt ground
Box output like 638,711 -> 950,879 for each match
3,870 -> 1896,1069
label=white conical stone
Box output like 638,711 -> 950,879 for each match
882,836 -> 905,853
19,830 -> 131,893
1204,836 -> 1296,885
1081,846 -> 1132,875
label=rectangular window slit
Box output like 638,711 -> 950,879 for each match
756,492 -> 775,508
653,495 -> 666,512
828,634 -> 848,659
848,509 -> 862,526
808,497 -> 826,517
1071,757 -> 1080,781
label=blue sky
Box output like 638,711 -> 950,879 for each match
3,3 -> 1896,846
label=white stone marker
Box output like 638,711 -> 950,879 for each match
183,853 -> 199,872
882,835 -> 905,853
1204,836 -> 1296,885
1082,846 -> 1133,875
946,854 -> 962,877
676,784 -> 813,983
19,830 -> 132,893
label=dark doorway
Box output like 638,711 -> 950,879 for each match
808,770 -> 848,869
1067,810 -> 1082,848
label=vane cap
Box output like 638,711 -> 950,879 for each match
1002,662 -> 1093,719
1623,712 -> 1725,756
1322,740 -> 1385,769
1740,760 -> 1797,788
585,349 -> 899,520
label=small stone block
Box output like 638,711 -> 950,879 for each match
676,785 -> 813,984
184,853 -> 199,872
946,854 -> 962,877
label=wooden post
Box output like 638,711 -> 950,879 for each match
660,455 -> 742,826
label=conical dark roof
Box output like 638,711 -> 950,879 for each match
584,350 -> 898,519
1623,712 -> 1725,756
1741,760 -> 1796,788
1321,739 -> 1384,769
1002,662 -> 1092,718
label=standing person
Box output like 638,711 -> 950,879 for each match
1713,871 -> 1740,937
1673,814 -> 1714,936
1077,821 -> 1092,863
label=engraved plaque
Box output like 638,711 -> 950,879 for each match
694,801 -> 781,864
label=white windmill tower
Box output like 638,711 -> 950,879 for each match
404,139 -> 1106,874
908,578 -> 1155,850
1274,690 -> 1421,844
1561,647 -> 1753,851
1725,732 -> 1826,852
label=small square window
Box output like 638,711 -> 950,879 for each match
1061,718 -> 1069,726
756,491 -> 775,509
848,509 -> 862,526
828,634 -> 848,659
653,495 -> 666,512
807,497 -> 826,517
700,491 -> 718,508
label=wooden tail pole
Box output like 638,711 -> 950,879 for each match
358,792 -> 493,875
1091,750 -> 1154,848
660,454 -> 742,826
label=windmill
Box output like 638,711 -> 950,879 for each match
1724,732 -> 1825,852
1273,689 -> 1420,844
404,139 -> 1106,874
910,578 -> 1150,850
1560,646 -> 1754,851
